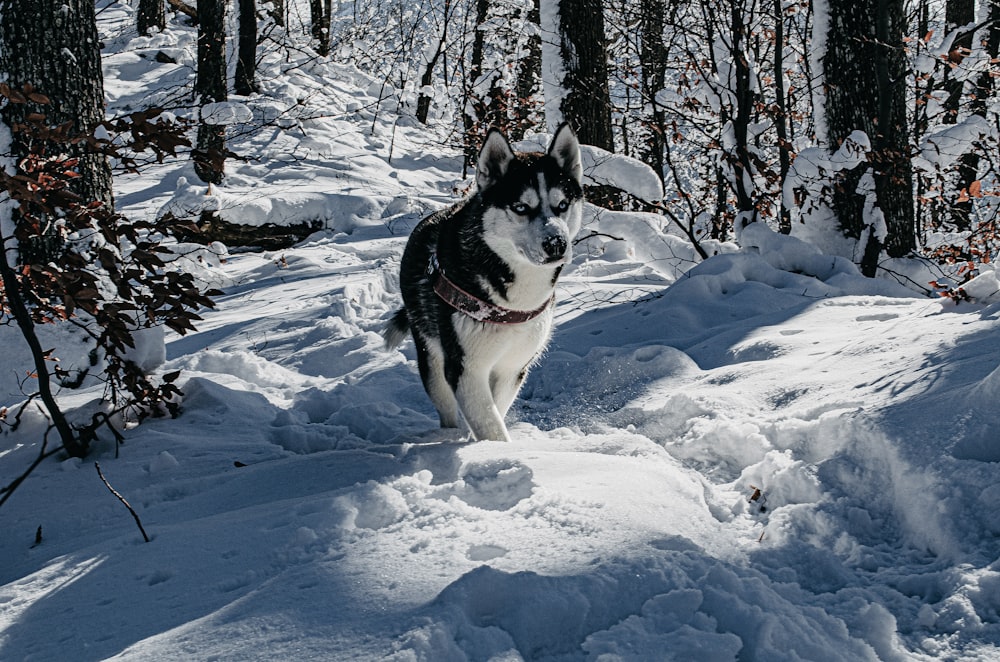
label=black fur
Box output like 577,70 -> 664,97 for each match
384,126 -> 583,440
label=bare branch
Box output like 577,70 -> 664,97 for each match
95,462 -> 151,543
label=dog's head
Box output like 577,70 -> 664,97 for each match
476,125 -> 584,269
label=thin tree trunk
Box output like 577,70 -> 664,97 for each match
462,0 -> 489,165
730,1 -> 756,225
417,0 -> 451,125
944,0 -> 976,229
774,0 -> 791,234
972,0 -> 1000,123
310,0 -> 329,56
943,0 -> 974,124
0,245 -> 85,457
137,0 -> 166,35
511,0 -> 542,141
194,0 -> 227,184
235,0 -> 259,95
639,0 -> 667,184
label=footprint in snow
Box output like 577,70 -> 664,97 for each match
442,460 -> 535,511
467,544 -> 508,561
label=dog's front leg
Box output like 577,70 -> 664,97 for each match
454,374 -> 510,442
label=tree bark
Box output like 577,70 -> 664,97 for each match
729,1 -> 756,225
235,0 -> 259,95
194,0 -> 227,184
542,0 -> 614,151
638,0 -> 667,184
309,0 -> 330,56
511,0 -> 542,141
824,0 -> 914,274
773,0 -> 791,234
137,0 -> 166,35
0,0 -> 113,210
462,0 -> 490,165
942,0 -> 974,124
417,0 -> 451,125
947,0 -> 989,231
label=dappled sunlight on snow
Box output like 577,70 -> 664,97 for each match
3,2 -> 1000,660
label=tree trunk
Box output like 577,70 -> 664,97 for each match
309,0 -> 330,56
971,0 -> 1000,122
638,0 -> 667,184
729,1 -> 756,225
773,0 -> 791,234
0,0 -> 113,210
942,0 -> 974,124
235,0 -> 259,95
944,0 -> 991,232
510,0 -> 541,141
463,0 -> 490,166
824,0 -> 914,274
194,0 -> 227,184
541,0 -> 614,151
137,0 -> 166,35
268,0 -> 284,27
417,0 -> 451,125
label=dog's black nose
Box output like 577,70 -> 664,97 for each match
542,235 -> 567,259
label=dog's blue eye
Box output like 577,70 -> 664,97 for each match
554,200 -> 569,213
510,203 -> 530,215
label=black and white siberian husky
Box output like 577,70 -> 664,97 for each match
384,125 -> 584,441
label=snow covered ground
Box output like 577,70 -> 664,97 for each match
2,3 -> 1000,661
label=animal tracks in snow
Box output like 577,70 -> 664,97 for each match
434,460 -> 536,511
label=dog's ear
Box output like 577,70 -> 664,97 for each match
548,124 -> 583,186
477,129 -> 515,192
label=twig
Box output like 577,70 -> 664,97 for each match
573,229 -> 625,245
95,462 -> 150,543
0,425 -> 61,510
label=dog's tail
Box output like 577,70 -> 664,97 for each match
383,308 -> 410,349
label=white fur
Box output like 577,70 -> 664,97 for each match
420,337 -> 459,428
451,308 -> 554,442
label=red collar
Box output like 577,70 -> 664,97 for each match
429,252 -> 553,324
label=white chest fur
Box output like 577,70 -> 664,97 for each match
453,307 -> 554,369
